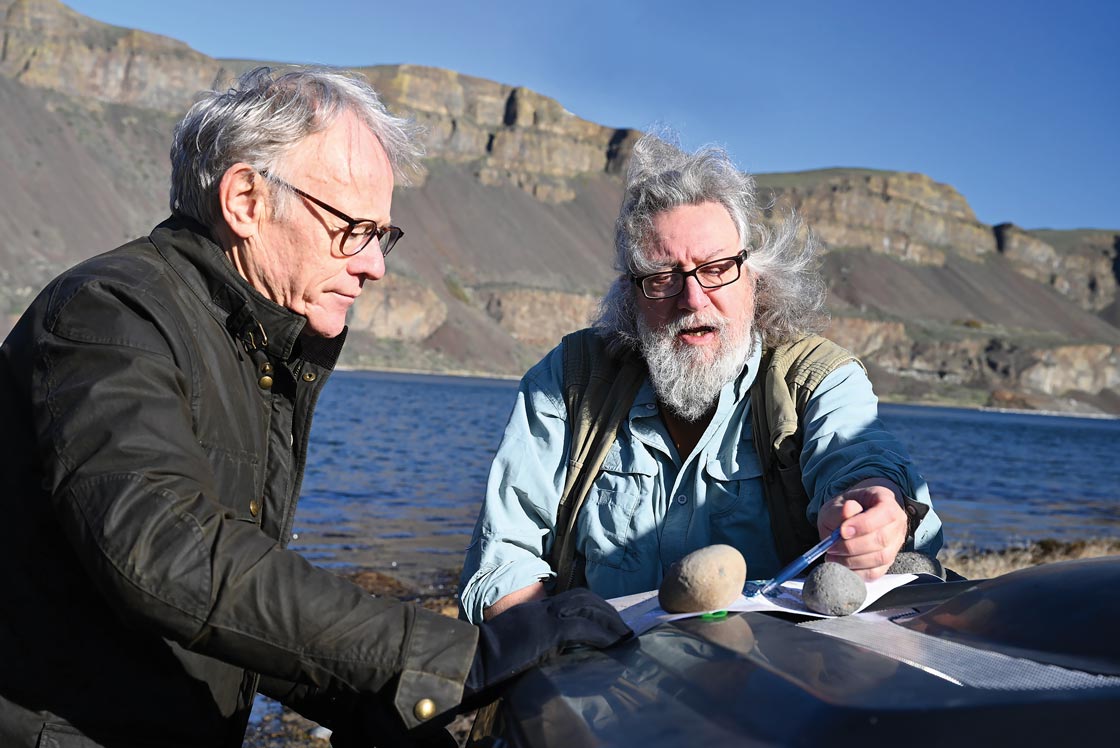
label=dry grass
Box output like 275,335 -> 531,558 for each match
940,537 -> 1120,579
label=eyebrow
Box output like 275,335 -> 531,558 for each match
648,249 -> 736,271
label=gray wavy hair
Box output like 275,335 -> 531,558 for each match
170,66 -> 423,230
593,132 -> 827,354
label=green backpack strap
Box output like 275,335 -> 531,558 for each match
749,335 -> 863,565
549,329 -> 646,593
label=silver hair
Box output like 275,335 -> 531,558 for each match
593,132 -> 827,354
170,66 -> 424,230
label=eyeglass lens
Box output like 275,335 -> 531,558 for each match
641,255 -> 742,298
340,223 -> 403,257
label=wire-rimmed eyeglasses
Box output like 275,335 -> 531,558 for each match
262,172 -> 403,257
631,250 -> 749,300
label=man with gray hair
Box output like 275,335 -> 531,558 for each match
459,132 -> 942,623
0,67 -> 629,747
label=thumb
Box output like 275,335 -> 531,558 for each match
841,496 -> 865,519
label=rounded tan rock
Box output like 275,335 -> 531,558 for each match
658,544 -> 747,613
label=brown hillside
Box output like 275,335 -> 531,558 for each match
3,0 -> 1120,412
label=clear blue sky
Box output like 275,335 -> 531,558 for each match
67,0 -> 1118,230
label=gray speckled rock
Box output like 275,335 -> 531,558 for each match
802,562 -> 867,616
659,545 -> 747,613
888,551 -> 946,580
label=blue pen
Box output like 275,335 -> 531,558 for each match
755,527 -> 843,598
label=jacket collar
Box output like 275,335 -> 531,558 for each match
147,214 -> 342,364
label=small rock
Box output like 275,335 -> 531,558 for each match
345,569 -> 414,597
888,551 -> 945,579
308,725 -> 332,742
802,562 -> 867,616
659,544 -> 747,613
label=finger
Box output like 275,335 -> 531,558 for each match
840,491 -> 905,535
825,546 -> 895,580
830,512 -> 906,559
816,498 -> 847,535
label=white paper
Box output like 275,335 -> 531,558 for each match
609,574 -> 917,636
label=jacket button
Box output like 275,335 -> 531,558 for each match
249,499 -> 261,517
413,698 -> 436,721
258,361 -> 274,390
302,371 -> 317,382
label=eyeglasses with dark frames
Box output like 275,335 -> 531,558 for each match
631,250 -> 750,300
262,172 -> 403,257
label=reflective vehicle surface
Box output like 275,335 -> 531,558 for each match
475,557 -> 1120,747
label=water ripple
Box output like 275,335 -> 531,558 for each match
290,373 -> 1120,579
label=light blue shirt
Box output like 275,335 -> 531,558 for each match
458,337 -> 942,623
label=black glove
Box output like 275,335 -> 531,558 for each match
464,587 -> 633,698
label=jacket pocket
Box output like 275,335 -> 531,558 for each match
203,446 -> 262,522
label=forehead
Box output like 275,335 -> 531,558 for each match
645,202 -> 739,264
282,111 -> 393,215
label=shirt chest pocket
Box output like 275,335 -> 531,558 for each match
577,444 -> 657,571
702,441 -> 765,516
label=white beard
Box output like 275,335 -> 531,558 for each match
638,311 -> 755,422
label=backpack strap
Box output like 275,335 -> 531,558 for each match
549,329 -> 645,593
750,334 -> 863,565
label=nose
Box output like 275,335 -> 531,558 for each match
676,274 -> 711,313
348,246 -> 386,283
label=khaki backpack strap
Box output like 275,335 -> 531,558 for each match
549,329 -> 645,593
750,335 -> 863,565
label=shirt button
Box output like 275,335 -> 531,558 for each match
676,494 -> 687,505
249,499 -> 261,517
413,698 -> 436,721
645,403 -> 656,410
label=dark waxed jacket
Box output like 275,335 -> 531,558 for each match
0,217 -> 478,747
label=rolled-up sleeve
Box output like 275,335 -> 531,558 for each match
459,349 -> 570,623
799,362 -> 943,554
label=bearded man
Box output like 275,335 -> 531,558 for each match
458,133 -> 942,623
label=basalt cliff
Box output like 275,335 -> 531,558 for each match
3,0 -> 1119,414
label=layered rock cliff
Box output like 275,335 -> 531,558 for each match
3,0 -> 1120,413
758,169 -> 996,265
1,0 -> 224,110
357,65 -> 638,202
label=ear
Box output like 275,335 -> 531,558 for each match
218,163 -> 267,240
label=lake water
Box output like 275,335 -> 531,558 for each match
292,370 -> 1120,587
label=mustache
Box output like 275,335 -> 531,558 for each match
661,312 -> 729,337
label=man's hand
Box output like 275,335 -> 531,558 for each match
465,588 -> 633,703
817,478 -> 908,581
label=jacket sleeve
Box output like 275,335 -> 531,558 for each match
457,346 -> 570,623
33,278 -> 476,729
799,362 -> 944,555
